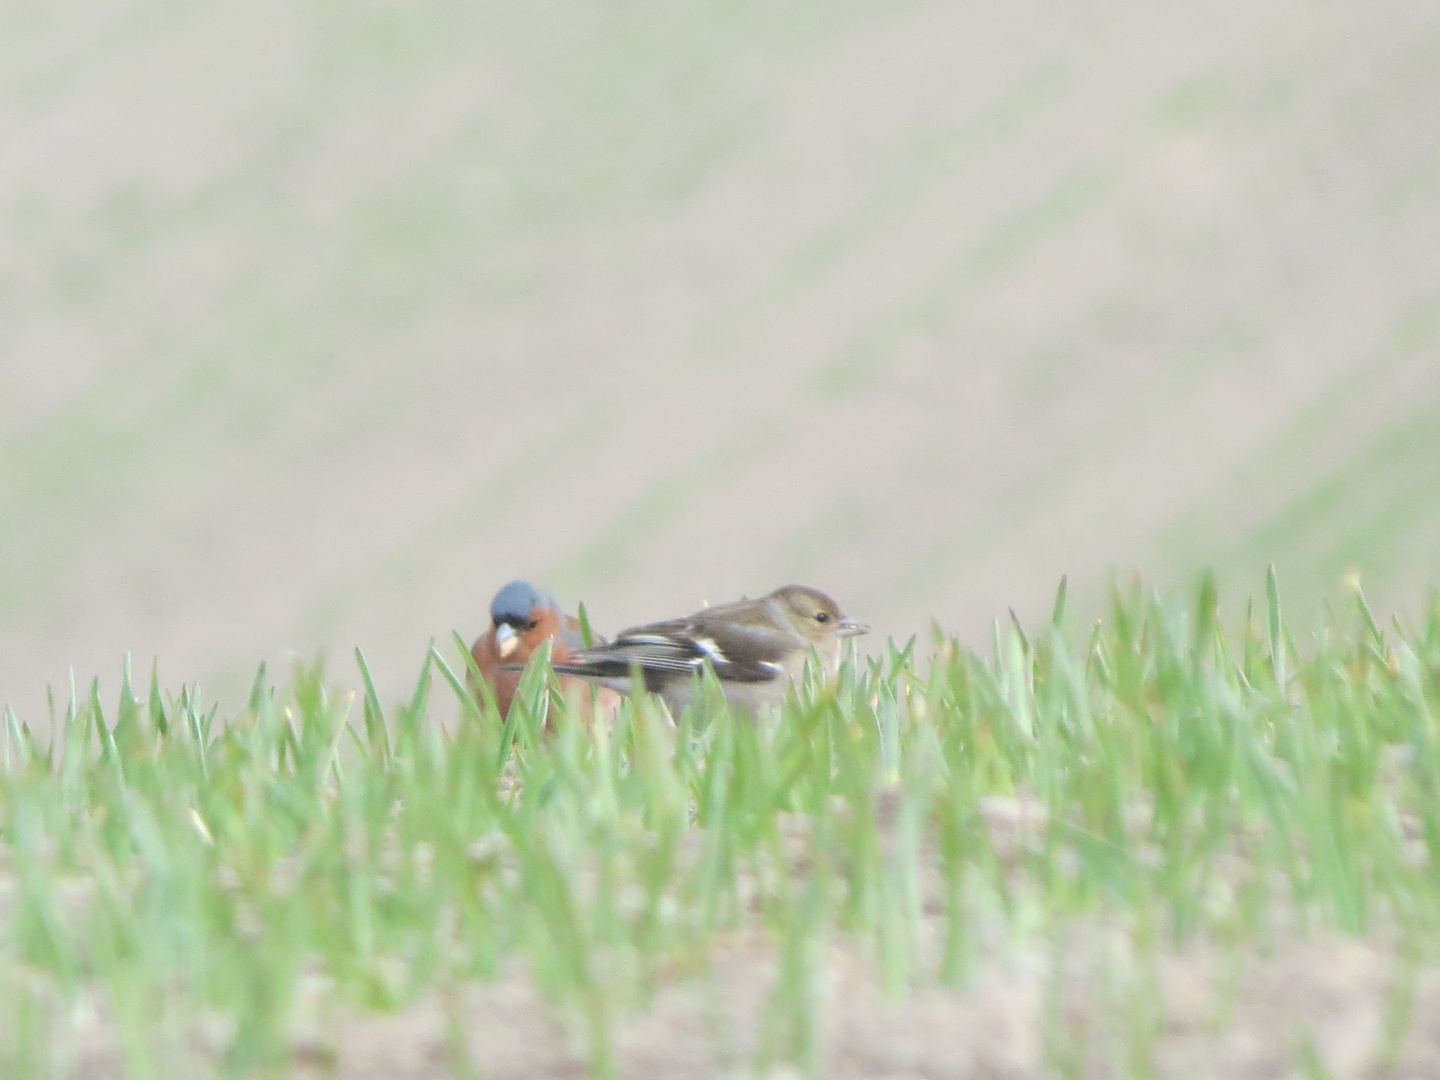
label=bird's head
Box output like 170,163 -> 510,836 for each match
489,580 -> 562,659
771,585 -> 869,646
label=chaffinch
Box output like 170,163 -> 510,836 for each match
469,580 -> 620,722
544,584 -> 869,715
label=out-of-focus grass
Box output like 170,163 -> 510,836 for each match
2,572 -> 1440,1077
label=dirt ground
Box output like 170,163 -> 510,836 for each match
316,933 -> 1440,1080
24,800 -> 1440,1080
43,926 -> 1440,1079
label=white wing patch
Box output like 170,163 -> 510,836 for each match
693,637 -> 728,663
621,633 -> 683,647
604,631 -> 709,673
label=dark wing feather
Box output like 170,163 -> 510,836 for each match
677,618 -> 793,683
549,632 -> 698,692
549,608 -> 793,690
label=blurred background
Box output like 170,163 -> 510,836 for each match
3,0 -> 1439,721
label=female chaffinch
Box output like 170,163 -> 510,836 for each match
545,584 -> 869,715
469,580 -> 620,721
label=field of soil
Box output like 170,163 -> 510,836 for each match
3,9 -> 1440,1070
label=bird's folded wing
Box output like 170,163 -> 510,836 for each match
554,617 -> 792,685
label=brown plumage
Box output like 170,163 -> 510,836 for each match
468,580 -> 620,722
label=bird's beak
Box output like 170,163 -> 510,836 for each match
837,617 -> 869,638
495,623 -> 520,658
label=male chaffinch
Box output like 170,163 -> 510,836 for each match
469,580 -> 620,721
544,584 -> 869,715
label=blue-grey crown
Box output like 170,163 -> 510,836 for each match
490,580 -> 559,624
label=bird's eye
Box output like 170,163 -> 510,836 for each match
814,612 -> 830,624
524,620 -> 538,632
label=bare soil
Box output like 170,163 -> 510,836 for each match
22,798 -> 1440,1079
39,902 -> 1440,1079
